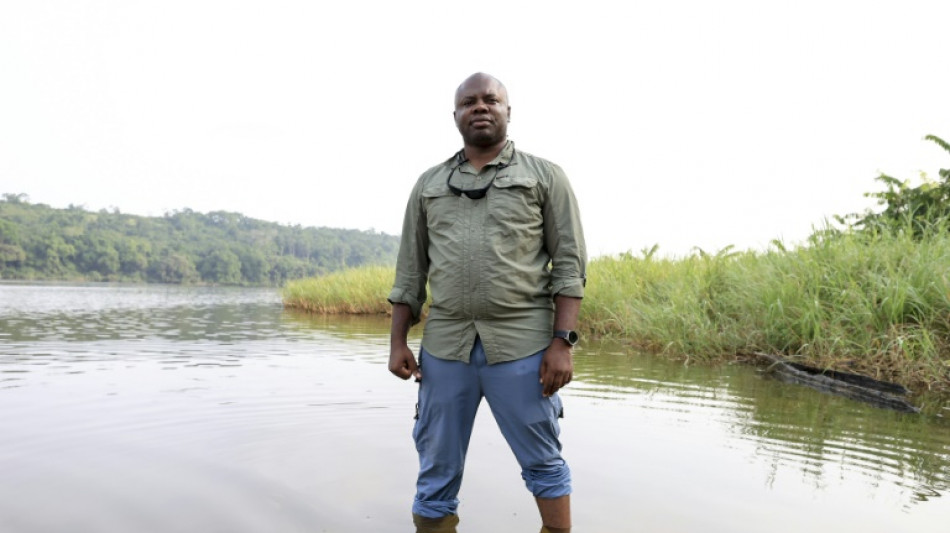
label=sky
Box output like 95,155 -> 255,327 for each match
2,1 -> 948,258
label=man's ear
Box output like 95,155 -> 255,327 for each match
507,106 -> 512,122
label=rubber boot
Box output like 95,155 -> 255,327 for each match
540,526 -> 571,533
413,513 -> 459,533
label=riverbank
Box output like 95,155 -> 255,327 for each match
282,230 -> 950,393
282,265 -> 397,314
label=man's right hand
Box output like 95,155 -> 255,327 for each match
389,344 -> 421,381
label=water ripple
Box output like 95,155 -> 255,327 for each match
2,283 -> 949,532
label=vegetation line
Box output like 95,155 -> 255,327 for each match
0,197 -> 398,285
282,229 -> 950,393
282,265 -> 398,314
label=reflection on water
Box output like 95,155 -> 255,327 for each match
573,340 -> 950,509
0,282 -> 948,532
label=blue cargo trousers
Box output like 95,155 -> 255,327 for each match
411,337 -> 571,518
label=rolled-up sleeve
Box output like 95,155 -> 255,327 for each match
542,164 -> 587,298
387,178 -> 430,323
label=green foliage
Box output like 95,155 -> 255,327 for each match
148,252 -> 200,284
0,197 -> 399,285
843,135 -> 950,236
584,232 -> 950,390
197,249 -> 242,285
0,244 -> 26,265
283,265 -> 402,314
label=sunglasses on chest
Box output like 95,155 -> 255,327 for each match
446,149 -> 516,200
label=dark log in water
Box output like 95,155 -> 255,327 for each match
753,353 -> 920,414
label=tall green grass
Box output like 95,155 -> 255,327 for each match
282,265 -> 398,314
584,229 -> 950,389
283,230 -> 950,390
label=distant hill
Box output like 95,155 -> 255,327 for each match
0,193 -> 399,285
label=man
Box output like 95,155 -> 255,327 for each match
388,72 -> 586,533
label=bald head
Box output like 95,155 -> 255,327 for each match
455,73 -> 508,106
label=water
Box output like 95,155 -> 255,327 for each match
1,283 -> 948,532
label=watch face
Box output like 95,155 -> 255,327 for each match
555,330 -> 579,346
567,331 -> 579,345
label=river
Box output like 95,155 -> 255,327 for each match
0,282 -> 947,532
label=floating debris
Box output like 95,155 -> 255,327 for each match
754,353 -> 920,414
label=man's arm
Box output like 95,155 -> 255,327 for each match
387,177 -> 429,381
389,302 -> 421,381
539,162 -> 587,397
540,295 -> 582,397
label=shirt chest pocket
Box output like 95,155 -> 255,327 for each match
489,176 -> 542,233
422,187 -> 460,232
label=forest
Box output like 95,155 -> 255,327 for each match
0,194 -> 399,285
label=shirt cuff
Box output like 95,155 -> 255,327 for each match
387,288 -> 424,323
551,277 -> 585,298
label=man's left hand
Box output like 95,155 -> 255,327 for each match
540,339 -> 573,397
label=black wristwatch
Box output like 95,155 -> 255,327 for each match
553,330 -> 579,347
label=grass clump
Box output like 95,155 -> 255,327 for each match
282,265 -> 397,314
585,228 -> 950,391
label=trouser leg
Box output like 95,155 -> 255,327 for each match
412,347 -> 482,519
476,339 -> 572,527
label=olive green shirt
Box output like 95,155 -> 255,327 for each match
388,141 -> 587,364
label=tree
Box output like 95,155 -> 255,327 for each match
118,239 -> 150,278
237,247 -> 269,284
31,235 -> 76,275
0,197 -> 399,284
0,244 -> 26,266
148,252 -> 199,284
76,236 -> 120,276
1,193 -> 29,204
844,134 -> 950,236
198,248 -> 242,284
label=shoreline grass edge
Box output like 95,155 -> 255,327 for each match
283,231 -> 950,395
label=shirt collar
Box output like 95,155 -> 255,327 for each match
453,140 -> 516,169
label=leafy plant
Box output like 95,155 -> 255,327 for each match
844,135 -> 950,236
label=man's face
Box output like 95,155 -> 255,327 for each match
453,76 -> 511,148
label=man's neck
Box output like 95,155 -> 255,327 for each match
463,140 -> 507,172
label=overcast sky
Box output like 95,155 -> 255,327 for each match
2,1 -> 948,257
